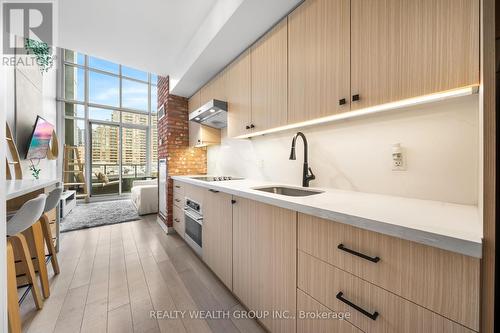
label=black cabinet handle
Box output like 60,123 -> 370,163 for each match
352,94 -> 360,102
339,98 -> 346,105
175,199 -> 181,202
337,244 -> 380,263
175,185 -> 181,189
336,292 -> 379,321
246,125 -> 251,130
250,124 -> 255,129
174,218 -> 180,223
231,199 -> 236,204
208,189 -> 219,193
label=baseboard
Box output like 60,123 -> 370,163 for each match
156,216 -> 175,234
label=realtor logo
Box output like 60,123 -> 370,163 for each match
2,2 -> 53,55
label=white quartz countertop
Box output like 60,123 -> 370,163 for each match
5,179 -> 59,200
172,176 -> 482,258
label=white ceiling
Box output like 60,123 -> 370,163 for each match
57,0 -> 302,97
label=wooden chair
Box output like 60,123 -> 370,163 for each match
6,194 -> 48,332
7,241 -> 21,333
40,187 -> 62,275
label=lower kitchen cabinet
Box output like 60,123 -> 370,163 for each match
202,189 -> 233,289
232,197 -> 297,333
298,213 -> 480,331
298,251 -> 475,333
297,289 -> 362,333
183,183 -> 205,205
173,204 -> 184,237
174,181 -> 479,333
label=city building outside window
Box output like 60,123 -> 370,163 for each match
62,49 -> 158,197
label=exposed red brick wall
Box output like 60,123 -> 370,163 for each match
157,76 -> 207,228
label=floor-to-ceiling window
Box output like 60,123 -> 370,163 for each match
63,49 -> 158,198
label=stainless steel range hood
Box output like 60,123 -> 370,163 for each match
189,99 -> 228,129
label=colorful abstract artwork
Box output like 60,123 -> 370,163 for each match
26,116 -> 54,159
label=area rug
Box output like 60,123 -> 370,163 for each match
60,199 -> 140,232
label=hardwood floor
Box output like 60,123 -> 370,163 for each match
19,215 -> 265,333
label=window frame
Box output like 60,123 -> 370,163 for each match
61,51 -> 158,198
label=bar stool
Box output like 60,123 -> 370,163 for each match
7,241 -> 21,333
40,187 -> 62,275
6,194 -> 47,330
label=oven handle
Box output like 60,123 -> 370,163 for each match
184,209 -> 203,223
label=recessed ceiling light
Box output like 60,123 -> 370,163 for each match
195,117 -> 200,120
210,109 -> 216,113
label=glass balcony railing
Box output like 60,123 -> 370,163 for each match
91,164 -> 152,195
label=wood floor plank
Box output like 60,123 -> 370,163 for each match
137,218 -> 238,312
182,247 -> 238,311
81,225 -> 111,333
136,253 -> 187,333
53,228 -> 100,333
53,284 -> 89,333
179,268 -> 240,333
124,224 -> 161,333
68,229 -> 99,289
23,292 -> 66,333
108,303 -> 134,333
20,214 -> 262,333
156,259 -> 212,333
130,220 -> 170,263
24,227 -> 97,333
108,224 -> 131,312
129,223 -> 187,333
86,226 -> 111,305
229,304 -> 266,333
80,298 -> 108,333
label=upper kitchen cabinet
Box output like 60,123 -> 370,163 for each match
288,0 -> 351,123
188,90 -> 201,113
251,18 -> 288,132
350,0 -> 479,110
189,122 -> 221,147
200,69 -> 227,104
226,49 -> 252,138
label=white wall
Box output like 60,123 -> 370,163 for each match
208,95 -> 479,205
1,41 -> 58,333
5,48 -> 58,180
0,11 -> 7,330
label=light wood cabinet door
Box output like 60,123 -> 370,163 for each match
232,197 -> 297,333
350,0 -> 479,109
188,91 -> 201,113
251,18 -> 288,132
297,289 -> 362,333
183,183 -> 204,205
202,189 -> 233,289
298,213 -> 480,331
298,252 -> 475,333
200,70 -> 227,103
173,205 -> 185,237
173,190 -> 184,209
288,0 -> 351,123
189,122 -> 220,147
173,180 -> 185,194
226,50 -> 252,138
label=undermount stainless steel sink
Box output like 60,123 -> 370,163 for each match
253,186 -> 324,197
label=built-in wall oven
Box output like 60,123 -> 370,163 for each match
184,198 -> 203,257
